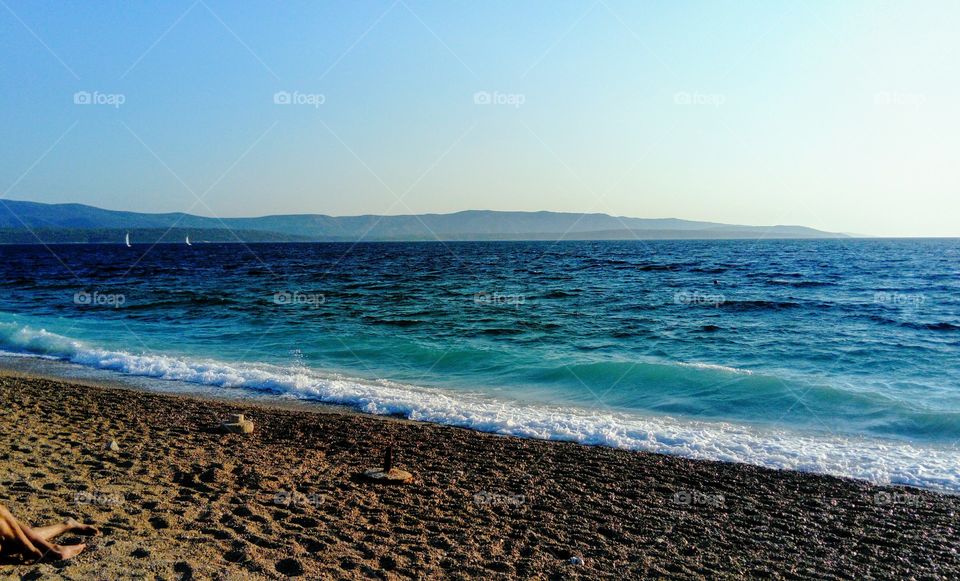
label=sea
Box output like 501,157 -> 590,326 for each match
1,239 -> 958,490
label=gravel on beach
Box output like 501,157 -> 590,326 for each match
1,372 -> 958,579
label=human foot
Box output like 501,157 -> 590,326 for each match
66,518 -> 99,536
52,543 -> 86,560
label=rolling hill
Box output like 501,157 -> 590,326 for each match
0,200 -> 847,243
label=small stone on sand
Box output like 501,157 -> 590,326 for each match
106,440 -> 120,452
360,467 -> 414,485
221,415 -> 254,434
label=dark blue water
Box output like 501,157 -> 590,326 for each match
1,239 -> 958,489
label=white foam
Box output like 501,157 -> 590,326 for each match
0,349 -> 58,360
675,361 -> 754,375
2,323 -> 959,492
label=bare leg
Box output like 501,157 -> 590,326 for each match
32,518 -> 99,541
0,508 -> 44,561
0,504 -> 87,561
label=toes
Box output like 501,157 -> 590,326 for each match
56,543 -> 87,560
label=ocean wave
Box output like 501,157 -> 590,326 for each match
122,295 -> 243,310
479,327 -> 526,336
905,321 -> 960,332
1,323 -> 959,491
637,263 -> 681,271
363,318 -> 425,327
767,279 -> 836,288
675,361 -> 754,375
690,266 -> 729,274
719,299 -> 806,312
540,289 -> 579,299
0,349 -> 59,360
867,315 -> 960,332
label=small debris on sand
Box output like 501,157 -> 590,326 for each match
221,413 -> 254,434
359,446 -> 414,484
361,467 -> 414,484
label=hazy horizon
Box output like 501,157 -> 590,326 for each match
3,1 -> 958,237
2,196 -> 847,226
0,198 -> 943,238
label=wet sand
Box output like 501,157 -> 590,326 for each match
1,370 -> 958,579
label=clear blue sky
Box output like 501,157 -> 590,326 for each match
1,0 -> 957,236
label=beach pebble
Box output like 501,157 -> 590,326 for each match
570,556 -> 585,565
359,467 -> 414,485
106,440 -> 120,452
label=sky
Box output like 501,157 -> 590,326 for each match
1,0 -> 958,237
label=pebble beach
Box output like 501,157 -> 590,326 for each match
1,370 -> 958,579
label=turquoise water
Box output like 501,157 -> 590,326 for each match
1,239 -> 959,489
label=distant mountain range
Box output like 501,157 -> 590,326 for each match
0,200 -> 847,243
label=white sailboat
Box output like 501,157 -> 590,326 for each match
125,232 -> 131,247
185,235 -> 192,246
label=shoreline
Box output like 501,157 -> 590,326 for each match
3,352 -> 957,495
2,369 -> 959,578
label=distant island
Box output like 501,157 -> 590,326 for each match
0,200 -> 848,243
